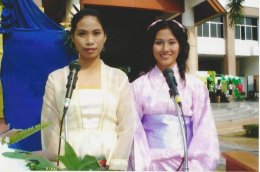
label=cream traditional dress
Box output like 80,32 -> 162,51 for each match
41,61 -> 136,170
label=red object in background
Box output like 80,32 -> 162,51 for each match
98,159 -> 107,168
237,84 -> 243,92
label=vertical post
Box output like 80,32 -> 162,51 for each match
224,14 -> 236,75
186,26 -> 198,74
182,0 -> 198,74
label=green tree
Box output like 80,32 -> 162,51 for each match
226,0 -> 245,28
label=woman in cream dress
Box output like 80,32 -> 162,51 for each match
40,8 -> 136,171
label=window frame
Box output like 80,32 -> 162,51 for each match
235,17 -> 258,41
197,16 -> 224,38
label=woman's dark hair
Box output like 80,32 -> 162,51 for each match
145,20 -> 190,82
71,8 -> 107,35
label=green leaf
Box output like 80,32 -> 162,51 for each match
3,150 -> 59,171
58,140 -> 81,170
78,154 -> 101,171
3,150 -> 31,159
25,157 -> 59,171
57,140 -> 103,170
8,123 -> 49,144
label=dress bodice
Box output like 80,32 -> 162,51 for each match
67,88 -> 117,159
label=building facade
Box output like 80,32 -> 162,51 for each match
39,0 -> 259,94
197,0 -> 259,95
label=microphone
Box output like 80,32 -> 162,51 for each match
57,59 -> 80,166
163,68 -> 188,171
163,68 -> 182,107
64,60 -> 81,109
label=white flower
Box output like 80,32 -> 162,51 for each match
4,137 -> 10,144
0,136 -> 10,145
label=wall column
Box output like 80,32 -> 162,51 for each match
182,0 -> 198,74
186,27 -> 198,74
224,14 -> 236,75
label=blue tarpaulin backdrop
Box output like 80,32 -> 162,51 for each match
0,0 -> 76,151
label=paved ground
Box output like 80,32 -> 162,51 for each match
212,100 -> 259,136
212,100 -> 259,171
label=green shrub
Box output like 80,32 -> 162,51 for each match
243,124 -> 259,138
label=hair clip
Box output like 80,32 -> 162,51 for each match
171,20 -> 185,32
147,19 -> 162,30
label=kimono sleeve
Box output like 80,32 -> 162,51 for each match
130,77 -> 152,171
188,81 -> 220,171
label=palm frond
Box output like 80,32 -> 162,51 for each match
226,0 -> 245,28
0,123 -> 48,145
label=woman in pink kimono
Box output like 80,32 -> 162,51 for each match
40,9 -> 136,170
131,20 -> 220,171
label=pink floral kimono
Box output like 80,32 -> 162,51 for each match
130,65 -> 219,171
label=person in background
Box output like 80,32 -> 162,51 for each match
207,79 -> 215,102
228,80 -> 234,101
130,19 -> 219,171
40,8 -> 136,170
216,79 -> 222,103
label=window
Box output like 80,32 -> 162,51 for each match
203,23 -> 209,37
235,17 -> 258,40
197,16 -> 224,38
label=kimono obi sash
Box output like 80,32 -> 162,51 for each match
142,114 -> 193,149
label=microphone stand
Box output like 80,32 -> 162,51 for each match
57,106 -> 69,166
55,60 -> 80,166
169,91 -> 189,172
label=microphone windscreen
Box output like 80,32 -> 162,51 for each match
163,68 -> 173,78
69,60 -> 81,71
162,68 -> 176,89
